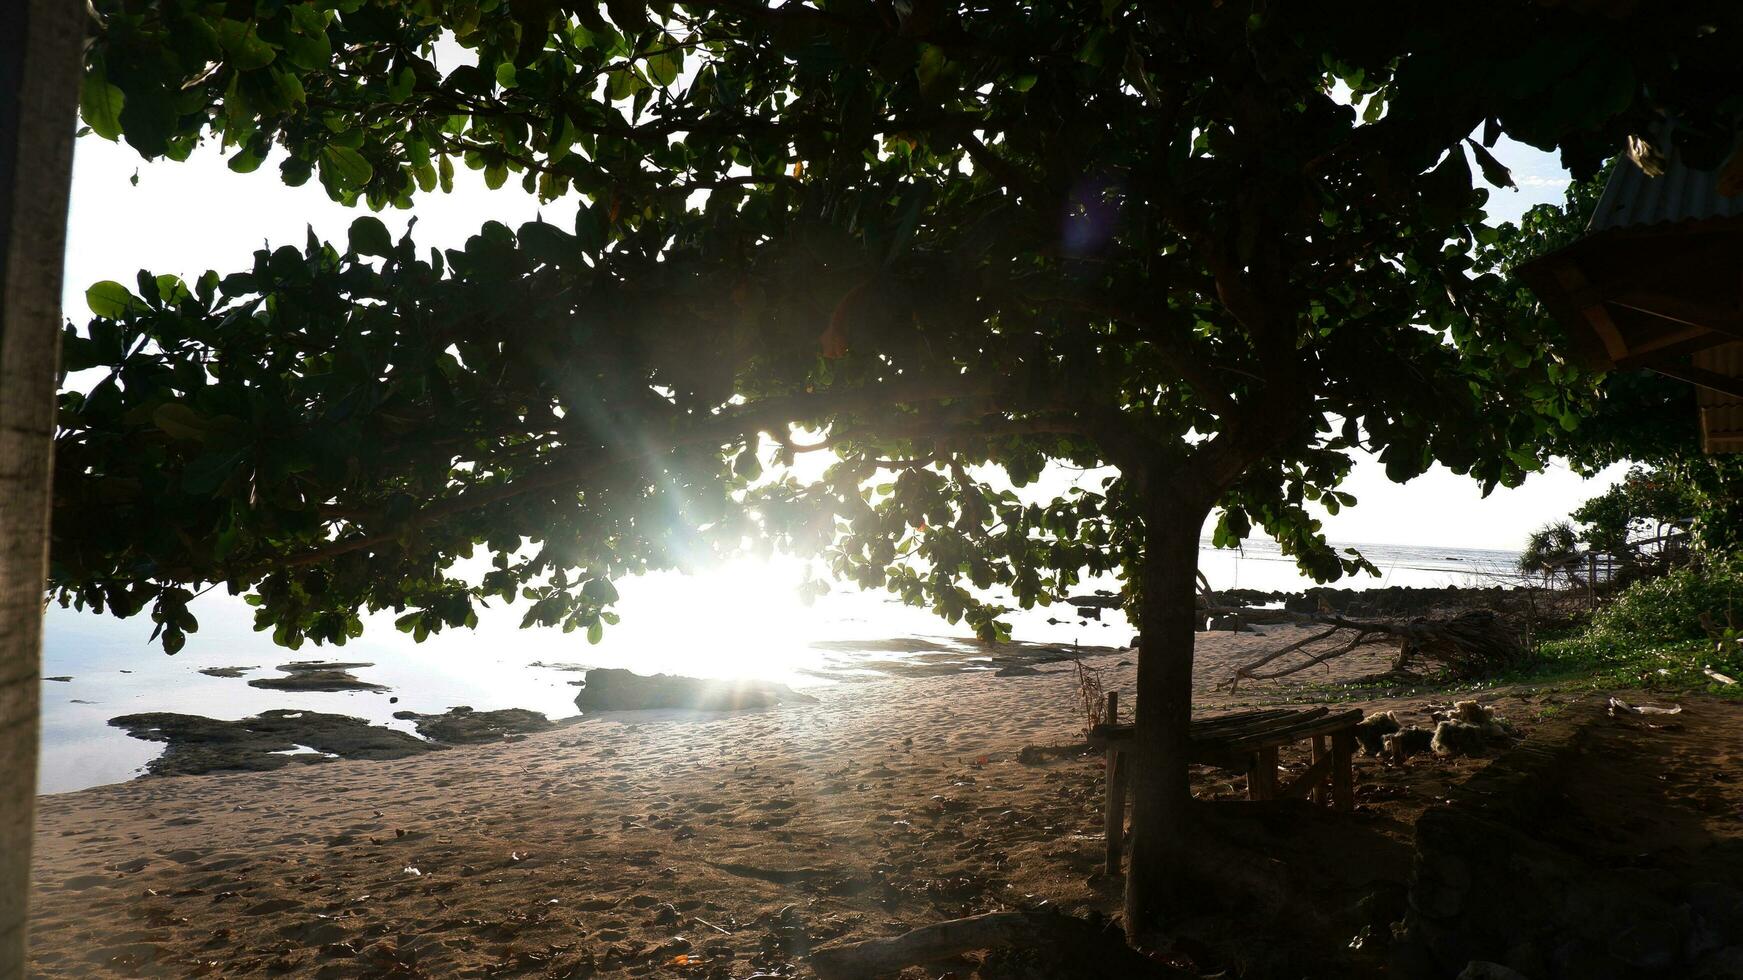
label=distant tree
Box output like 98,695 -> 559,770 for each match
53,0 -> 1743,932
1519,520 -> 1582,587
1570,466 -> 1698,570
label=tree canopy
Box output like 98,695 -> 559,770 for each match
65,0 -> 1743,654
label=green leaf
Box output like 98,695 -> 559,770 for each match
606,67 -> 645,101
228,142 -> 268,173
495,62 -> 518,89
85,280 -> 136,319
80,70 -> 125,141
214,19 -> 277,71
389,65 -> 417,102
647,41 -> 682,87
318,144 -> 374,189
154,403 -> 213,442
1465,138 -> 1515,189
581,577 -> 619,605
348,216 -> 394,256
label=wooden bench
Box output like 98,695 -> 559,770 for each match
1087,693 -> 1364,873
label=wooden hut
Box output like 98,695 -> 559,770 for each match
1520,150 -> 1743,452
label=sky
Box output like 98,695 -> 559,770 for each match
57,129 -> 1624,554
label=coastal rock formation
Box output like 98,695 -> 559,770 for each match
247,661 -> 387,692
197,665 -> 255,678
574,668 -> 818,712
109,710 -> 440,776
390,706 -> 556,743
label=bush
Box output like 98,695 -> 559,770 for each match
1531,559 -> 1743,694
1586,559 -> 1743,646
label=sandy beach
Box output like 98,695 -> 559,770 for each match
26,626 -> 1741,977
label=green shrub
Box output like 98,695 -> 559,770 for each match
1530,558 -> 1743,694
1586,559 -> 1743,646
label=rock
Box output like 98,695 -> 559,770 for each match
391,707 -> 555,744
109,709 -> 442,776
1207,614 -> 1245,632
1457,961 -> 1532,980
197,666 -> 256,678
573,668 -> 817,712
994,665 -> 1041,677
248,661 -> 387,692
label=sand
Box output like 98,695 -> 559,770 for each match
26,626 -> 1741,977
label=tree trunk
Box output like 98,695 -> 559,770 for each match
1122,487 -> 1214,936
1,0 -> 83,974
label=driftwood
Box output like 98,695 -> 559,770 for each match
808,911 -> 1189,979
1222,609 -> 1526,691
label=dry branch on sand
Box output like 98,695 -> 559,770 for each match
1221,610 -> 1527,691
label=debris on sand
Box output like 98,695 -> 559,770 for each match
1429,701 -> 1515,758
45,676 -> 72,682
390,706 -> 556,743
247,661 -> 388,692
109,710 -> 441,776
1353,710 -> 1402,756
198,666 -> 257,678
574,668 -> 818,712
1384,727 -> 1435,761
1607,696 -> 1684,717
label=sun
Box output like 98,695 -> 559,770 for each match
600,555 -> 831,685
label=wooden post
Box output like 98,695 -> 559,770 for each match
1102,688 -> 1125,873
1310,736 -> 1328,805
1330,732 -> 1355,811
1247,747 -> 1278,801
1104,748 -> 1128,874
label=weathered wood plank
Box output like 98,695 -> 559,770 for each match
1331,732 -> 1356,811
1103,747 -> 1128,874
1280,748 -> 1335,801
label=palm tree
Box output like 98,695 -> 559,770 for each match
1519,521 -> 1583,588
0,0 -> 84,973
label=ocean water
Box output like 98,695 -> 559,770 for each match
37,539 -> 1519,793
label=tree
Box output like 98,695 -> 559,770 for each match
1519,520 -> 1582,587
1,0 -> 85,973
54,0 -> 1743,934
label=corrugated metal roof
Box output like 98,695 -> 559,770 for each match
1589,154 -> 1743,234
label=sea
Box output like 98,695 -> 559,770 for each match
36,538 -> 1521,793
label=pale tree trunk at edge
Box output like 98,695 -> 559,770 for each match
1,0 -> 83,975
